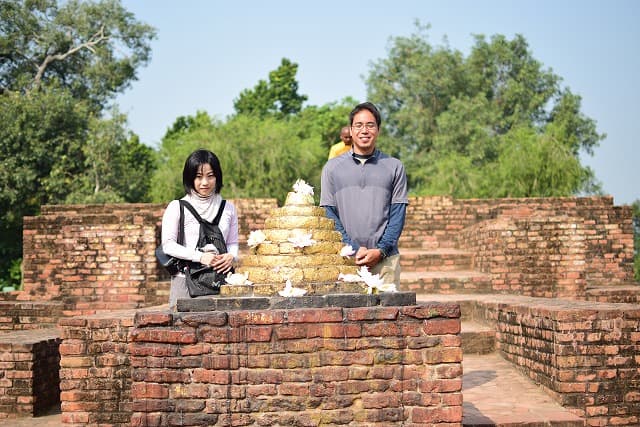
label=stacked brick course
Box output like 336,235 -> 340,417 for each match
15,195 -> 634,311
54,303 -> 464,426
19,199 -> 278,314
0,194 -> 636,424
58,309 -> 138,426
460,295 -> 640,426
0,328 -> 61,419
401,195 -> 635,298
0,301 -> 63,331
128,303 -> 463,426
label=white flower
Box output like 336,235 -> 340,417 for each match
278,279 -> 307,297
356,266 -> 392,294
293,179 -> 314,196
287,232 -> 316,248
338,272 -> 364,282
247,230 -> 269,248
377,282 -> 397,293
340,245 -> 355,257
225,271 -> 252,286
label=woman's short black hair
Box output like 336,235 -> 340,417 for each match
349,101 -> 382,127
182,149 -> 223,194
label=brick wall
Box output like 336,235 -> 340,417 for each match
15,195 -> 634,315
469,295 -> 640,426
0,328 -> 61,419
19,199 -> 278,315
57,303 -> 463,426
401,195 -> 635,298
0,301 -> 64,331
58,309 -> 138,426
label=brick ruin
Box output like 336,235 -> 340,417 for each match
0,195 -> 637,425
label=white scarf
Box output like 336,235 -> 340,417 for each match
184,191 -> 222,222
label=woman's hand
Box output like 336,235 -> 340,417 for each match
211,253 -> 234,273
200,252 -> 217,266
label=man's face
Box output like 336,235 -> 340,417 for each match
350,109 -> 378,155
340,128 -> 352,145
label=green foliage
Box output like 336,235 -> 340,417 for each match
65,108 -> 156,203
0,258 -> 22,291
365,22 -> 604,198
233,58 -> 308,118
0,0 -> 156,109
0,86 -> 89,273
151,113 -> 327,205
296,98 -> 357,150
0,0 -> 156,280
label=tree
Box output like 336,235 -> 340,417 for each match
151,113 -> 326,205
365,22 -> 604,198
1,0 -> 155,109
64,108 -> 157,204
0,85 -> 89,281
0,0 -> 156,283
233,58 -> 308,118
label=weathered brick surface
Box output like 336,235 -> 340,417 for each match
58,309 -> 140,427
19,199 -> 278,315
468,295 -> 640,426
0,328 -> 61,419
13,196 -> 634,318
124,304 -> 462,426
0,301 -> 63,331
401,196 -> 634,298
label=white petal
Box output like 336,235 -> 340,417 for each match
340,245 -> 355,257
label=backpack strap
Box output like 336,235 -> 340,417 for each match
177,201 -> 186,245
179,199 -> 227,225
212,200 -> 227,225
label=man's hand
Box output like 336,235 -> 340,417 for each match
354,247 -> 383,268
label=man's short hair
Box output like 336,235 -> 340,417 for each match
349,102 -> 381,127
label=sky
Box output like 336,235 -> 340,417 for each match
116,0 -> 639,206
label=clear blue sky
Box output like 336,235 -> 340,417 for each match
117,0 -> 639,205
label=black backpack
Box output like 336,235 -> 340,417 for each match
179,199 -> 234,297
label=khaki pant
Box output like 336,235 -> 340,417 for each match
370,254 -> 401,285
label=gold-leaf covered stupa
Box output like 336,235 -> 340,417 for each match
220,184 -> 362,297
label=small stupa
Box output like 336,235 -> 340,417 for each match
221,180 -> 365,297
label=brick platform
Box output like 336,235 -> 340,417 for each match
55,300 -> 463,426
0,328 -> 61,420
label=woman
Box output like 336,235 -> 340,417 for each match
161,149 -> 239,310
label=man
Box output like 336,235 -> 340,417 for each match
320,102 -> 408,285
327,126 -> 352,159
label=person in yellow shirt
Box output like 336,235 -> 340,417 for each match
328,126 -> 352,159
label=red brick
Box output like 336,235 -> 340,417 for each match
422,318 -> 461,335
130,327 -> 196,344
228,310 -> 285,326
286,307 -> 343,323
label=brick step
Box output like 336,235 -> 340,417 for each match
461,321 -> 495,355
0,328 -> 61,419
585,282 -> 640,304
463,353 -> 584,426
399,236 -> 458,250
400,270 -> 492,294
400,248 -> 474,271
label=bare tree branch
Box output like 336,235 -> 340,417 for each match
31,25 -> 109,90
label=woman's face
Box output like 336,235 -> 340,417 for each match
194,163 -> 216,197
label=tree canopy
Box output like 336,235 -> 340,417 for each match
0,0 -> 156,283
233,58 -> 308,118
366,23 -> 604,198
